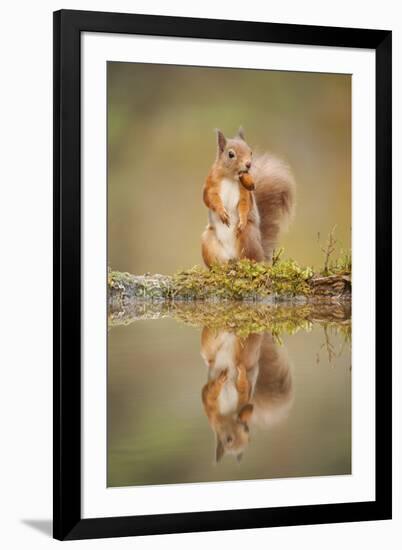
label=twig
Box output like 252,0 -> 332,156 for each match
320,226 -> 338,274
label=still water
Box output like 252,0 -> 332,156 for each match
108,304 -> 351,487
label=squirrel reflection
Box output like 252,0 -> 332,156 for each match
201,328 -> 293,463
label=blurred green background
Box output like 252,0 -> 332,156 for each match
108,62 -> 351,274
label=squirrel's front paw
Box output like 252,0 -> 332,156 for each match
218,368 -> 229,383
237,220 -> 247,234
219,209 -> 230,226
236,364 -> 247,378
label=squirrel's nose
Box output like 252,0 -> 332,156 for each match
245,161 -> 251,170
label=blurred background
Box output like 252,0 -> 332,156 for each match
108,62 -> 351,274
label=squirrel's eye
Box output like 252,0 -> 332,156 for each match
228,150 -> 235,159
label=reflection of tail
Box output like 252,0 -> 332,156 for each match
252,154 -> 296,261
251,333 -> 294,428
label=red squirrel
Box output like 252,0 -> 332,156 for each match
201,128 -> 296,266
200,327 -> 293,462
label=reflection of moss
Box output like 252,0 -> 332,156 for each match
108,300 -> 351,340
172,302 -> 312,340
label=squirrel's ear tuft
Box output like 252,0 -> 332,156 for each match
237,126 -> 246,141
216,129 -> 226,154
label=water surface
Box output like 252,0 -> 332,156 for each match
108,303 -> 351,487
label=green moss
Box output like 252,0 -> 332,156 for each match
108,270 -> 135,289
323,249 -> 352,277
108,249 -> 351,303
171,258 -> 313,300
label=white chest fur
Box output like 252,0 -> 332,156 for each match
220,178 -> 240,215
208,332 -> 239,415
209,178 -> 240,260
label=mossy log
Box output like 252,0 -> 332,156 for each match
109,260 -> 351,306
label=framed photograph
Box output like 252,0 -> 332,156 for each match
53,9 -> 392,541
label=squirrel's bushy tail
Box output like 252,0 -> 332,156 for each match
251,333 -> 294,429
251,153 -> 296,261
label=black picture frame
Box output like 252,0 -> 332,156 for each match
53,9 -> 392,541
